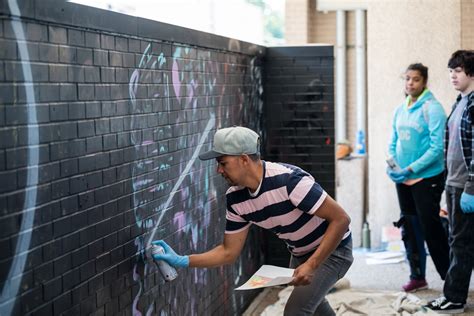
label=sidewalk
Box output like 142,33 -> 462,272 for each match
244,250 -> 474,315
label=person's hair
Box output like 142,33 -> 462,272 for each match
247,153 -> 261,162
406,63 -> 428,83
448,50 -> 474,76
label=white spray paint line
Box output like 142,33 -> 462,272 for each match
146,114 -> 215,248
1,1 -> 39,315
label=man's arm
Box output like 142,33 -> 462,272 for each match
291,195 -> 350,285
189,227 -> 250,268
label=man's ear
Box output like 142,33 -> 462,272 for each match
240,154 -> 251,165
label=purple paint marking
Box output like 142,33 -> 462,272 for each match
173,211 -> 186,230
132,264 -> 143,316
172,59 -> 181,101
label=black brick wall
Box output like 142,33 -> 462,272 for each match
262,46 -> 335,266
0,1 -> 265,315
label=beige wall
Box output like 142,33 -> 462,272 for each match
286,0 -> 469,246
462,0 -> 474,49
367,0 -> 461,246
285,0 -> 311,43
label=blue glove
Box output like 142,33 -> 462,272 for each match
387,167 -> 411,183
460,192 -> 474,213
151,240 -> 189,268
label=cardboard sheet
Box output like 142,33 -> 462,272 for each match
235,265 -> 294,290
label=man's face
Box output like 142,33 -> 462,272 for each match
216,155 -> 244,186
449,67 -> 473,94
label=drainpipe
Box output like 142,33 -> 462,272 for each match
355,9 -> 366,155
336,10 -> 346,143
355,9 -> 369,229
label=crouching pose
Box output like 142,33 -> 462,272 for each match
153,126 -> 353,316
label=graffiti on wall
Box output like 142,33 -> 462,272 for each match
0,1 -> 264,314
128,42 -> 236,315
0,1 -> 39,315
127,41 -> 265,314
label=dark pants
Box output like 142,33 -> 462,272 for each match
398,214 -> 427,279
395,172 -> 450,280
444,185 -> 474,304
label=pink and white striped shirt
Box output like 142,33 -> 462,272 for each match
225,161 -> 350,256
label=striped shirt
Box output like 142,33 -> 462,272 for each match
225,161 -> 351,256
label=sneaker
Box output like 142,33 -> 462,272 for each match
402,278 -> 428,292
425,296 -> 465,314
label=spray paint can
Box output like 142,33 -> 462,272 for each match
362,222 -> 371,250
151,244 -> 178,281
386,156 -> 402,172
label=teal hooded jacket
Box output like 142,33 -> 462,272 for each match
388,89 -> 447,179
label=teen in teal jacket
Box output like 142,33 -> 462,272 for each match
388,88 -> 446,179
387,63 -> 449,293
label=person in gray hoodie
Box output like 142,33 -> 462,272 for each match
425,50 -> 474,314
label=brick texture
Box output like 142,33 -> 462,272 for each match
0,1 -> 336,315
461,0 -> 474,49
0,2 -> 265,315
285,1 -> 360,145
263,46 -> 335,266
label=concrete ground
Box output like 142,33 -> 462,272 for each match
244,250 -> 474,315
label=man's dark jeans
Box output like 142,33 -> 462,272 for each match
444,185 -> 474,303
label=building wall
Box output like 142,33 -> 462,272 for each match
286,2 -> 358,145
263,45 -> 335,265
0,1 -> 265,315
285,1 -> 362,242
461,0 -> 474,49
285,0 -> 469,247
285,0 -> 311,44
366,0 -> 461,246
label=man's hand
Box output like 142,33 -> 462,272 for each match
460,192 -> 474,213
289,262 -> 315,286
387,167 -> 411,183
151,240 -> 189,268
